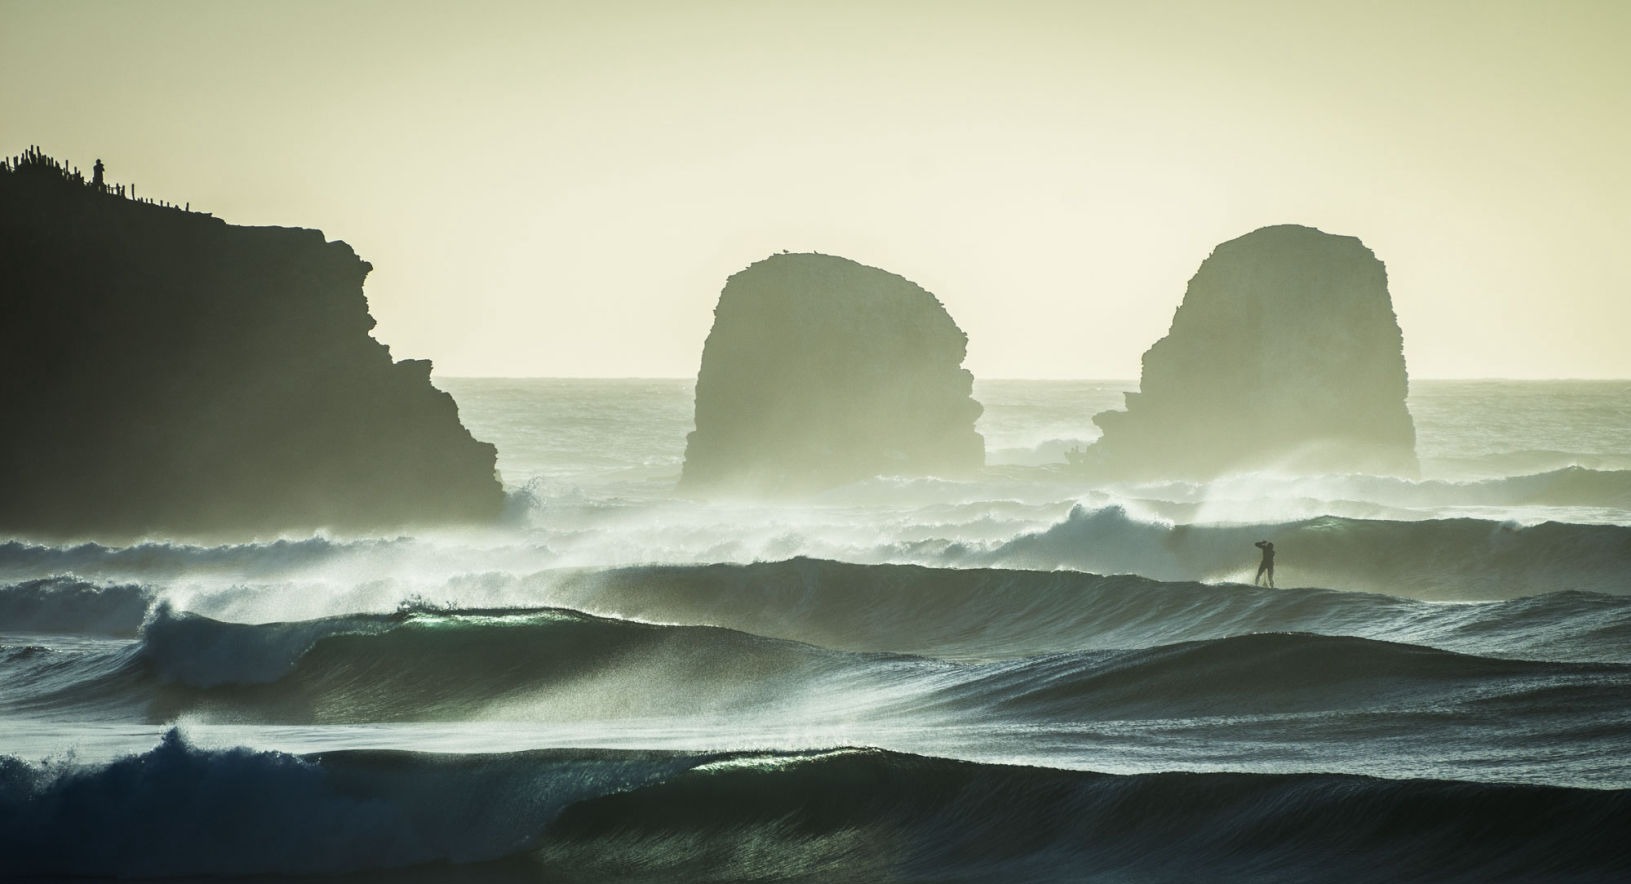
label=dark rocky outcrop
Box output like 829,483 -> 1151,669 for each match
0,149 -> 504,539
681,253 -> 984,493
1083,224 -> 1418,478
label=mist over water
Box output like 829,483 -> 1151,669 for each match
3,379 -> 1630,880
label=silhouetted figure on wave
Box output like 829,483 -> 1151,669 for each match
1254,540 -> 1276,587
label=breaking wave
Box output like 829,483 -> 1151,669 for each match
9,600 -> 1628,734
49,606 -> 866,724
0,535 -> 385,579
0,576 -> 152,636
550,558 -> 1631,662
2,734 -> 1626,881
982,505 -> 1631,599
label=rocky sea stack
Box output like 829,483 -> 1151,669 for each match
681,253 -> 984,493
1085,224 -> 1418,478
0,149 -> 504,539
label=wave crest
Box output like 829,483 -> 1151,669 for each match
989,505 -> 1631,599
0,577 -> 152,636
6,737 -> 1626,881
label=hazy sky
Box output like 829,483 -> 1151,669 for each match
4,0 -> 1628,378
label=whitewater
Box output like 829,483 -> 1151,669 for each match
3,379 -> 1629,881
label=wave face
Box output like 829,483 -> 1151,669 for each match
537,748 -> 1631,884
549,558 -> 1631,663
0,576 -> 151,636
32,605 -> 860,725
1413,465 -> 1631,509
0,730 -> 697,878
981,505 -> 1631,599
3,734 -> 1627,882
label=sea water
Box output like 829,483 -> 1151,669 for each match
2,379 -> 1629,880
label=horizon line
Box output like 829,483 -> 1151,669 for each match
432,375 -> 1631,383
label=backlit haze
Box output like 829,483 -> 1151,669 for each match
4,0 -> 1627,379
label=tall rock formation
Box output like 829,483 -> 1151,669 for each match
681,253 -> 984,493
1086,224 -> 1418,478
0,149 -> 505,539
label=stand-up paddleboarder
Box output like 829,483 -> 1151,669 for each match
1254,540 -> 1276,588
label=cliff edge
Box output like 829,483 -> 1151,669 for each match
0,149 -> 504,539
681,253 -> 984,493
1084,224 -> 1418,478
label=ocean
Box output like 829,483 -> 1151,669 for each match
3,378 -> 1629,881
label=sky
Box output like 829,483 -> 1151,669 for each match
4,0 -> 1628,379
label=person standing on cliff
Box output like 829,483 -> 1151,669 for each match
1254,540 -> 1276,588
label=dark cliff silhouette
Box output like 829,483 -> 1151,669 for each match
0,148 -> 504,539
1082,224 -> 1418,479
681,253 -> 984,494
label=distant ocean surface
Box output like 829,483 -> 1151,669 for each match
3,379 -> 1629,881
